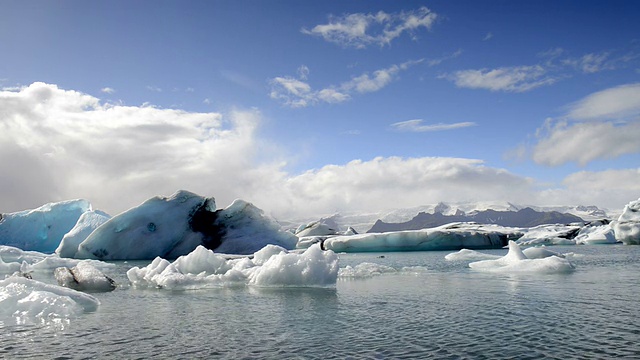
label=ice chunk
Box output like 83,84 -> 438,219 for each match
515,224 -> 581,246
0,199 -> 90,253
54,262 -> 116,292
574,225 -> 616,245
0,276 -> 99,327
338,262 -> 397,278
613,198 -> 640,244
469,241 -> 574,273
127,243 -> 338,290
55,210 -> 111,258
323,223 -> 518,252
444,249 -> 500,261
295,221 -> 338,237
0,245 -> 113,276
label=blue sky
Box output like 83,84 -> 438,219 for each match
1,0 -> 639,218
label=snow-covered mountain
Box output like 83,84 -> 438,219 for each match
282,201 -> 614,234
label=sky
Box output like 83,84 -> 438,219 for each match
1,0 -> 640,220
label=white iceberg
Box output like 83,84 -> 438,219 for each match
55,210 -> 111,258
613,198 -> 640,245
574,225 -> 616,245
444,249 -> 500,261
126,243 -> 338,290
0,276 -> 100,327
0,199 -> 90,253
515,224 -> 582,246
323,223 -> 520,253
469,241 -> 574,273
75,190 -> 297,260
54,262 -> 116,292
0,245 -> 114,277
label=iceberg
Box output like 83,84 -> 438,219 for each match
574,224 -> 616,245
54,262 -> 116,292
75,190 -> 297,260
444,249 -> 500,261
126,243 -> 338,290
0,245 -> 114,277
0,199 -> 90,253
613,198 -> 640,245
515,224 -> 582,246
0,276 -> 100,327
468,241 -> 574,273
322,223 -> 520,253
55,210 -> 111,258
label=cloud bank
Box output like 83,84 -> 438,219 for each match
1,83 -> 637,220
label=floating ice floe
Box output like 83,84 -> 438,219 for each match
0,199 -> 90,253
54,262 -> 116,292
468,241 -> 574,273
322,223 -> 520,253
613,198 -> 640,245
75,190 -> 297,260
126,243 -> 339,290
444,249 -> 500,261
0,276 -> 100,327
0,245 -> 114,277
574,224 -> 616,245
515,224 -> 582,246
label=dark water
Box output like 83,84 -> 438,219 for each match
1,246 -> 639,359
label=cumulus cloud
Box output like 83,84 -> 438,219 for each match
532,83 -> 640,166
391,119 -> 476,132
270,60 -> 420,107
445,65 -> 558,92
302,7 -> 437,49
101,87 -> 115,94
0,82 -> 283,214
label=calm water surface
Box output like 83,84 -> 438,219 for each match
1,245 -> 639,359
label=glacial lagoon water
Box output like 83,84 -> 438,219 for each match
2,245 -> 640,359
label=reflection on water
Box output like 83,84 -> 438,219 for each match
1,245 -> 640,359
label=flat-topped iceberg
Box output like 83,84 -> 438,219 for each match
126,243 -> 338,290
468,241 -> 574,273
322,223 -> 521,253
0,199 -> 90,253
613,198 -> 640,245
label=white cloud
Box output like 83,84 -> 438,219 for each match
302,7 -> 437,48
2,82 -> 636,220
531,83 -> 640,166
445,65 -> 558,92
146,86 -> 162,92
482,32 -> 493,41
532,121 -> 640,166
391,119 -> 476,132
427,49 -> 463,67
270,61 -> 419,107
565,83 -> 640,120
101,87 -> 115,94
0,82 -> 284,214
537,169 -> 640,210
